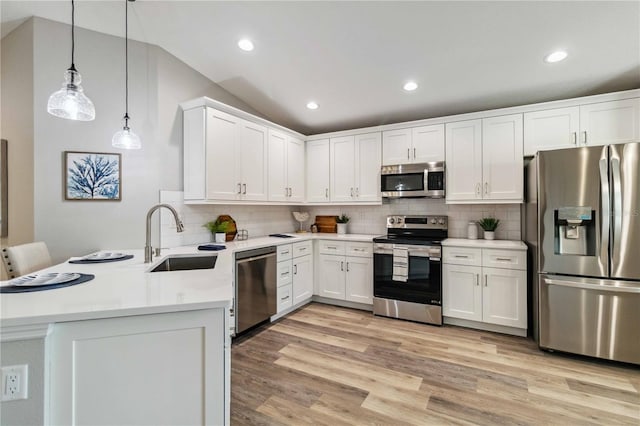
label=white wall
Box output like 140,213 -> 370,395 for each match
9,17 -> 265,263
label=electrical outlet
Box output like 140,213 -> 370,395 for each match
1,365 -> 28,401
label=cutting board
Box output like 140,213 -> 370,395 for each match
315,215 -> 337,233
216,215 -> 237,241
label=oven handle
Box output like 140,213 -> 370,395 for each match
374,248 -> 439,260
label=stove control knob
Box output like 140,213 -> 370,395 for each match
438,218 -> 446,225
430,218 -> 437,224
389,218 -> 395,224
397,217 -> 403,224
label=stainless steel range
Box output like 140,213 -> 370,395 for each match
373,215 -> 448,325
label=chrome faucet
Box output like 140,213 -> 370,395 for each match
145,203 -> 184,263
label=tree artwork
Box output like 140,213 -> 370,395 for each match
65,152 -> 121,200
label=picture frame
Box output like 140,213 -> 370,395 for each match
64,151 -> 121,201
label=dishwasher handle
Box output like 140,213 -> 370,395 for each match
235,246 -> 277,262
236,252 -> 276,264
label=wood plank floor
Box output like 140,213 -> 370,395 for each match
231,303 -> 640,425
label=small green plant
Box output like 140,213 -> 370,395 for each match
203,219 -> 229,234
477,217 -> 500,231
336,214 -> 350,224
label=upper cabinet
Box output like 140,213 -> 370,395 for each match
446,114 -> 523,203
382,124 -> 445,165
306,139 -> 330,203
184,107 -> 267,202
268,130 -> 305,203
524,99 -> 640,156
329,132 -> 382,203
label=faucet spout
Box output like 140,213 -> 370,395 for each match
145,203 -> 184,263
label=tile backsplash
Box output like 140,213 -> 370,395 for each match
160,191 -> 521,247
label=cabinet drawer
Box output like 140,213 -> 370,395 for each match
346,242 -> 373,257
277,244 -> 293,261
277,261 -> 293,286
443,247 -> 482,266
292,240 -> 313,258
277,284 -> 293,313
319,240 -> 346,255
483,249 -> 526,270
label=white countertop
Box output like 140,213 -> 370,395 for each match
0,233 -> 379,329
441,238 -> 527,250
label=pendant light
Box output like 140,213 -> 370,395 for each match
112,0 -> 141,149
47,0 -> 95,121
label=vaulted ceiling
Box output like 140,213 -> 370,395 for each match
2,1 -> 639,135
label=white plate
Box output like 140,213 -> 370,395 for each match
81,252 -> 128,261
8,272 -> 81,287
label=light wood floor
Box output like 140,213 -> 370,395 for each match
231,303 -> 640,425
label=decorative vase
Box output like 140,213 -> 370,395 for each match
215,232 -> 226,243
467,221 -> 478,239
337,223 -> 347,235
484,231 -> 495,240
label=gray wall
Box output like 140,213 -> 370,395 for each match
4,17 -> 264,263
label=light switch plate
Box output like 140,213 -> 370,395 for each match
1,364 -> 28,401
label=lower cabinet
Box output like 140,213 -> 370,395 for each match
317,240 -> 373,304
276,241 -> 313,313
442,244 -> 527,334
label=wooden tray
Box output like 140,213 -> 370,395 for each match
314,215 -> 337,233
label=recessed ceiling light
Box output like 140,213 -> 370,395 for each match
403,81 -> 418,91
544,50 -> 568,63
238,39 -> 254,52
306,101 -> 319,110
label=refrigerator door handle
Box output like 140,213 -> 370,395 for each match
598,153 -> 610,273
543,276 -> 640,294
610,153 -> 622,268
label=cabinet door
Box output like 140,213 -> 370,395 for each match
330,136 -> 356,201
268,129 -> 288,202
445,120 -> 482,202
355,132 -> 382,202
239,121 -> 268,201
306,139 -> 330,203
287,137 -> 305,202
524,107 -> 579,155
382,128 -> 411,165
184,108 -> 206,200
482,267 -> 527,329
580,99 -> 640,146
206,108 -> 240,200
292,255 -> 313,304
482,114 -> 523,202
412,124 -> 445,163
442,263 -> 482,321
345,256 -> 373,304
317,254 -> 346,300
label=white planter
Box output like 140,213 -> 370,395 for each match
484,231 -> 495,240
214,232 -> 226,243
337,223 -> 348,234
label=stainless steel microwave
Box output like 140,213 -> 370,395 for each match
380,162 -> 445,199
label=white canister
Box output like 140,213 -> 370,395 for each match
467,221 -> 478,239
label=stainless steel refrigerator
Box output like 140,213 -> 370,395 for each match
526,142 -> 640,365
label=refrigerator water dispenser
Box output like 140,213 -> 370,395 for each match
554,207 -> 595,256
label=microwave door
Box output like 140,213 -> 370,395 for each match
381,172 -> 425,197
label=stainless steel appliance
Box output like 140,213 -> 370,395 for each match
526,143 -> 640,364
234,246 -> 277,334
381,162 -> 445,199
373,215 -> 447,325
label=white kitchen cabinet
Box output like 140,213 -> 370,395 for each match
48,309 -> 229,425
317,241 -> 373,304
523,99 -> 640,156
445,114 -> 523,203
306,139 -> 330,203
442,243 -> 527,334
183,106 -> 267,202
268,129 -> 305,202
330,132 -> 381,203
276,241 -> 313,313
292,253 -> 313,304
382,124 -> 444,165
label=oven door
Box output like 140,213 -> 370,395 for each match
373,245 -> 442,305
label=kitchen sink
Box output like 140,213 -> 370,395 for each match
149,255 -> 217,272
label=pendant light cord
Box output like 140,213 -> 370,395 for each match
124,0 -> 129,122
69,0 -> 76,72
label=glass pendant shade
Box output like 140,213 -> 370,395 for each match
112,122 -> 141,150
47,68 -> 95,121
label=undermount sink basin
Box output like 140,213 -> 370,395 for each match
150,255 -> 217,272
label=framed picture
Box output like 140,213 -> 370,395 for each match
64,151 -> 121,201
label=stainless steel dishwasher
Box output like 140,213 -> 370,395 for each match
235,246 -> 277,334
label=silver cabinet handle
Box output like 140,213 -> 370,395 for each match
350,187 -> 354,197
496,257 -> 512,261
353,248 -> 364,252
413,147 -> 416,159
572,132 -> 577,146
407,148 -> 410,159
455,255 -> 469,258
476,183 -> 481,197
284,187 -> 288,197
346,262 -> 350,272
484,275 -> 488,287
327,246 -> 337,250
281,295 -> 290,301
294,264 -> 298,275
356,187 -> 359,197
281,271 -> 290,276
299,247 -> 307,251
281,250 -> 289,255
242,183 -> 247,194
476,274 -> 479,286
289,187 -> 292,197
581,131 -> 587,145
325,188 -> 328,198
341,261 -> 344,271
484,182 -> 489,195
237,183 -> 242,194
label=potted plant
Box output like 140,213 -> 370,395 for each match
336,214 -> 350,234
477,217 -> 500,240
203,219 -> 229,243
